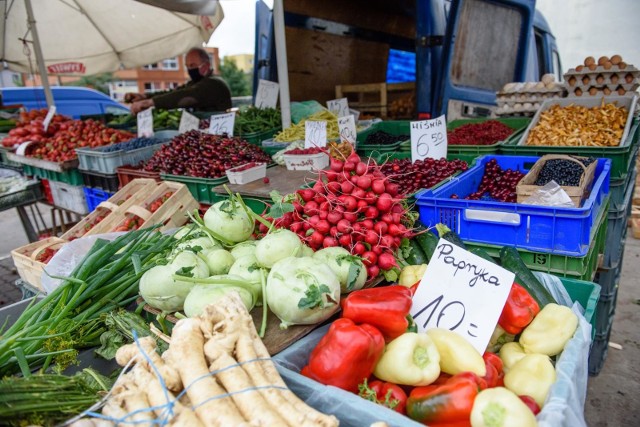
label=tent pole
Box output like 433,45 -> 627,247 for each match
24,0 -> 55,108
273,0 -> 290,128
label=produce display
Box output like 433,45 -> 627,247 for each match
1,109 -> 72,148
328,140 -> 355,159
234,106 -> 281,134
108,108 -> 182,129
525,102 -> 628,147
284,147 -> 325,155
113,191 -> 173,231
379,157 -> 468,195
34,246 -> 58,263
142,130 -> 272,177
564,55 -> 639,97
363,130 -> 409,146
448,120 -> 515,146
534,157 -> 595,186
96,136 -> 164,153
274,110 -> 340,142
451,158 -> 525,202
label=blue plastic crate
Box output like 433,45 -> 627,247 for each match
83,187 -> 115,212
416,155 -> 611,256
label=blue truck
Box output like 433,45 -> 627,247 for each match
253,0 -> 561,120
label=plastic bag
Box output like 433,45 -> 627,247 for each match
522,180 -> 575,208
291,101 -> 326,124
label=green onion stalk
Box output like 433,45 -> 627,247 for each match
0,227 -> 177,376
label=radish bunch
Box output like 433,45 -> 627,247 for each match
261,152 -> 414,279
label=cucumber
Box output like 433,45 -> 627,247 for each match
435,223 -> 466,249
469,247 -> 498,265
499,246 -> 557,307
405,239 -> 428,265
414,230 -> 440,262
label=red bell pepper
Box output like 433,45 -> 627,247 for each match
406,372 -> 482,424
358,379 -> 408,414
341,285 -> 413,341
498,283 -> 540,335
483,352 -> 504,388
519,395 -> 541,415
301,318 -> 385,393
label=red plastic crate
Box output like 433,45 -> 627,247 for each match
116,165 -> 160,189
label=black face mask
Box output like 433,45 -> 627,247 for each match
188,67 -> 203,82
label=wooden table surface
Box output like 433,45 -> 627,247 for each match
213,166 -> 315,199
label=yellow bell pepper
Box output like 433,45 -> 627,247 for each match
486,324 -> 515,353
426,328 -> 486,376
471,387 -> 537,427
373,332 -> 441,386
520,303 -> 578,356
399,264 -> 427,287
499,342 -> 526,372
504,354 -> 556,407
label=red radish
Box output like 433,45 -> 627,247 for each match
372,245 -> 383,255
352,187 -> 366,200
343,211 -> 358,223
362,251 -> 378,266
353,222 -> 363,234
365,230 -> 379,246
292,200 -> 303,213
302,222 -> 312,231
371,179 -> 386,195
381,213 -> 394,224
347,152 -> 361,164
291,222 -> 303,233
327,211 -> 343,225
310,231 -> 324,247
396,224 -> 407,235
337,219 -> 353,234
391,204 -> 404,214
259,223 -> 269,234
364,206 -> 379,219
378,252 -> 398,270
374,221 -> 388,235
341,180 -> 354,194
388,223 -> 402,236
361,219 -> 374,230
380,234 -> 395,249
355,162 -> 368,176
339,196 -> 357,212
363,191 -> 376,204
376,193 -> 393,213
319,210 -> 329,220
392,212 -> 402,224
316,220 -> 330,234
350,174 -> 360,184
313,181 -> 326,194
334,205 -> 346,214
327,181 -> 341,194
313,195 -> 325,205
298,189 -> 315,202
339,234 -> 352,247
353,242 -> 366,255
319,201 -> 331,212
344,161 -> 356,172
330,159 -> 344,172
304,201 -> 319,216
385,182 -> 399,196
323,236 -> 338,248
357,176 -> 372,190
330,226 -> 339,237
367,265 -> 380,278
357,200 -> 369,211
393,237 -> 402,247
308,214 -> 320,226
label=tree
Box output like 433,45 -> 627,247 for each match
220,58 -> 250,97
65,72 -> 115,94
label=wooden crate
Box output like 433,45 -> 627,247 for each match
516,155 -> 598,207
336,83 -> 387,117
61,179 -> 158,240
11,237 -> 68,292
99,181 -> 198,233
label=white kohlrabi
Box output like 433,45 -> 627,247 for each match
183,274 -> 255,317
199,248 -> 235,275
174,235 -> 220,254
255,229 -> 302,268
313,247 -> 367,293
228,254 -> 264,301
139,251 -> 209,312
204,199 -> 254,243
266,256 -> 340,328
230,240 -> 257,259
298,244 -> 314,258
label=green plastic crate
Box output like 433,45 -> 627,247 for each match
356,121 -> 410,155
499,119 -> 639,181
0,147 -> 23,170
463,198 -> 609,281
238,127 -> 281,145
557,276 -> 600,336
160,174 -> 229,204
22,164 -> 83,185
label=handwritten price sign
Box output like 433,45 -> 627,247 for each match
208,112 -> 236,136
255,79 -> 279,109
305,121 -> 327,148
410,239 -> 514,353
179,110 -> 200,133
137,108 -> 154,138
327,98 -> 349,118
338,115 -> 357,146
410,114 -> 447,162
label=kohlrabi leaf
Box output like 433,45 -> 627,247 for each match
298,284 -> 332,310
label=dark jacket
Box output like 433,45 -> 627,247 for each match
151,75 -> 232,111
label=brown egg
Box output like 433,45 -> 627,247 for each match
618,62 -> 627,70
582,75 -> 591,85
625,73 -> 634,83
617,86 -> 626,95
584,56 -> 596,66
610,74 -> 619,84
589,87 -> 598,96
603,61 -> 613,70
568,76 -> 577,86
588,63 -> 598,71
576,65 -> 584,72
596,74 -> 605,84
603,87 -> 611,95
611,54 -> 622,65
575,88 -> 583,96
597,56 -> 609,65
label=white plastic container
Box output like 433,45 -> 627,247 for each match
49,181 -> 88,214
226,162 -> 267,185
284,152 -> 330,171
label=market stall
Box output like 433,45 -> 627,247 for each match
0,51 -> 638,427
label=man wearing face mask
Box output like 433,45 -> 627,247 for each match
129,47 -> 232,114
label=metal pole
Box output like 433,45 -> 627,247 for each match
273,0 -> 291,128
24,0 -> 55,108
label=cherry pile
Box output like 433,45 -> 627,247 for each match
452,159 -> 524,203
284,147 -> 325,155
379,157 -> 468,195
448,121 -> 514,146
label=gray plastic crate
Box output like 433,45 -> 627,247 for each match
77,142 -> 166,174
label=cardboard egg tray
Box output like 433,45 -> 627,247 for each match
564,64 -> 639,94
566,82 -> 639,97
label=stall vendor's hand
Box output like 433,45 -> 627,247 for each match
124,92 -> 147,103
131,98 -> 155,115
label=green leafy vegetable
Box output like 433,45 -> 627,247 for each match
298,284 -> 333,310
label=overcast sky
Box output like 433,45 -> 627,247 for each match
210,0 -> 640,73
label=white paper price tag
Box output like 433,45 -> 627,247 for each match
349,108 -> 361,122
305,121 -> 327,148
255,79 -> 279,109
327,98 -> 349,118
208,112 -> 236,136
137,108 -> 154,138
338,115 -> 357,146
410,239 -> 515,353
410,114 -> 447,162
42,106 -> 57,132
179,110 -> 200,133
16,141 -> 33,156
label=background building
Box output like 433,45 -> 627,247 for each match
225,54 -> 254,73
